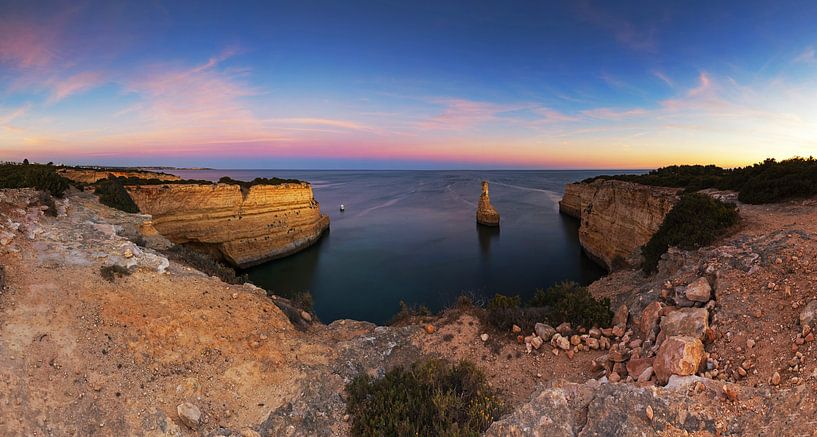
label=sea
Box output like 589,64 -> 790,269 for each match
169,170 -> 642,324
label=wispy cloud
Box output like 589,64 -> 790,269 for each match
47,71 -> 104,103
575,1 -> 659,53
652,70 -> 674,87
581,107 -> 647,120
794,47 -> 816,64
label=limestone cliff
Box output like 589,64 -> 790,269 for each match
126,182 -> 329,268
560,179 -> 680,271
58,168 -> 181,184
476,180 -> 500,226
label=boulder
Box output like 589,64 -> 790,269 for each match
476,181 -> 500,226
683,277 -> 712,302
654,336 -> 705,384
659,308 -> 709,341
800,300 -> 817,329
626,357 -> 654,378
535,323 -> 556,341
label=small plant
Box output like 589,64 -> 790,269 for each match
291,291 -> 315,313
345,358 -> 505,437
642,193 -> 739,273
100,265 -> 131,282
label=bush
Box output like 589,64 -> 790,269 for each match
94,176 -> 139,213
165,245 -> 248,285
642,193 -> 739,273
584,157 -> 817,204
0,163 -> 71,197
485,282 -> 612,332
345,359 -> 505,437
389,300 -> 432,325
218,176 -> 303,188
100,265 -> 131,282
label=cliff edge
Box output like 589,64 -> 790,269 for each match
126,182 -> 329,268
560,179 -> 680,271
58,168 -> 182,184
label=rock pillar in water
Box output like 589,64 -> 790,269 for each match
476,181 -> 500,226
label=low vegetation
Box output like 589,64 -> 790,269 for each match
389,300 -> 432,325
584,157 -> 817,204
165,245 -> 248,285
0,162 -> 71,197
642,193 -> 740,273
100,265 -> 131,282
218,176 -> 303,187
345,358 -> 505,437
485,281 -> 612,332
94,176 -> 140,213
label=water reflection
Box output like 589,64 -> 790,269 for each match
476,224 -> 500,255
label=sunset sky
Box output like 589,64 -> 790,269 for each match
1,1 -> 816,169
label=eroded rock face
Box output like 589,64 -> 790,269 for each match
476,181 -> 500,226
57,168 -> 181,184
559,179 -> 680,271
654,336 -> 705,383
126,182 -> 329,268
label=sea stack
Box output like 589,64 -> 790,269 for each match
476,180 -> 500,226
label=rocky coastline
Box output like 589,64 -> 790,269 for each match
1,179 -> 816,435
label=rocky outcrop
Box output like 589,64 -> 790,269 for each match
57,168 -> 181,184
559,179 -> 680,271
476,181 -> 500,226
126,182 -> 329,268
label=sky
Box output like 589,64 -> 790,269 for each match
1,0 -> 816,169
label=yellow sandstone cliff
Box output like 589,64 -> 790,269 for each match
560,179 -> 679,271
58,168 -> 182,184
476,181 -> 500,226
126,182 -> 329,268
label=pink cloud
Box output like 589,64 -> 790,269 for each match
794,47 -> 816,64
47,71 -> 104,103
581,107 -> 647,120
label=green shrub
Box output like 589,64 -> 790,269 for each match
485,283 -> 612,332
584,157 -> 817,204
345,359 -> 505,437
218,176 -> 303,188
0,163 -> 71,197
100,265 -> 131,282
94,176 -> 139,213
389,300 -> 432,325
642,193 -> 739,273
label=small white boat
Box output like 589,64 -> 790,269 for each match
340,204 -> 345,212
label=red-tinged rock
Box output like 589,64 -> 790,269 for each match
424,324 -> 435,334
626,357 -> 654,378
612,304 -> 629,328
660,307 -> 709,341
654,336 -> 705,384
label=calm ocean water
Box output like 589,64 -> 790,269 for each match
170,170 -> 640,324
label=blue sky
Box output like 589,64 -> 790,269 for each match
1,0 -> 816,168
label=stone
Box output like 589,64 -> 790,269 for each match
556,322 -> 572,335
684,277 -> 712,302
476,181 -> 500,226
511,324 -> 521,334
654,336 -> 705,384
535,323 -> 556,341
612,304 -> 629,328
638,301 -> 663,339
771,372 -> 781,385
480,333 -> 489,342
659,308 -> 709,341
637,367 -> 654,383
611,325 -> 625,338
588,327 -> 601,338
646,405 -> 654,420
586,337 -> 600,350
530,336 -> 543,350
800,300 -> 817,328
626,357 -> 654,378
177,402 -> 201,429
552,334 -> 570,350
300,311 -> 313,322
424,324 -> 435,334
570,335 -> 581,346
722,384 -> 738,401
609,372 -> 621,382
